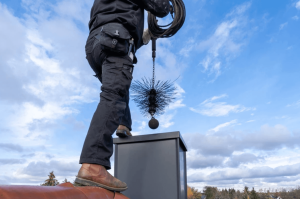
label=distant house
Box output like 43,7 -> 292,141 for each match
269,195 -> 282,199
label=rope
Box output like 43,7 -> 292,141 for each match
147,0 -> 186,39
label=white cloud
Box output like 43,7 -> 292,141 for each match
158,113 -> 175,128
26,34 -> 62,74
179,38 -> 196,57
18,159 -> 80,177
279,22 -> 288,30
183,124 -> 300,190
296,1 -> 300,9
54,0 -> 91,25
0,159 -> 26,165
190,94 -> 255,117
179,2 -> 252,80
210,94 -> 227,101
195,2 -> 252,79
224,153 -> 264,167
286,100 -> 300,108
210,120 -> 237,132
183,124 -> 298,157
0,144 -> 24,153
292,15 -> 299,20
1,157 -> 81,185
0,0 -> 98,144
168,83 -> 186,110
0,0 -> 97,184
247,120 -> 255,123
138,121 -> 147,130
226,2 -> 251,17
189,162 -> 300,183
168,99 -> 185,110
187,149 -> 225,168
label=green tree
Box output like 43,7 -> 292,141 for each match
229,188 -> 236,199
250,188 -> 259,199
204,186 -> 218,199
41,171 -> 60,186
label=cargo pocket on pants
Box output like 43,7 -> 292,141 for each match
122,64 -> 133,80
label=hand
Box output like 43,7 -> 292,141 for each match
142,29 -> 151,45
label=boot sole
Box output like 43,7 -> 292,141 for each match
74,177 -> 127,192
116,130 -> 132,138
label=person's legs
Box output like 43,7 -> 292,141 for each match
80,55 -> 133,169
77,32 -> 134,190
77,55 -> 133,191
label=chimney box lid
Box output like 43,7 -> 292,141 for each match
113,131 -> 188,151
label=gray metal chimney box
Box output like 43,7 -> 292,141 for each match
113,131 -> 188,199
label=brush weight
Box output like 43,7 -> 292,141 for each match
149,117 -> 159,129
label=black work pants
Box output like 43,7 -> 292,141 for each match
79,38 -> 133,170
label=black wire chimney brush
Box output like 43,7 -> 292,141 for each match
131,77 -> 177,129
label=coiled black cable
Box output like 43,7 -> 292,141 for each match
147,0 -> 186,38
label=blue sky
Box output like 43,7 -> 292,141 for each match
1,0 -> 300,191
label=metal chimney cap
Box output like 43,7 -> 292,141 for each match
113,131 -> 188,151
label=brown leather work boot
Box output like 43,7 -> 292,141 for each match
75,164 -> 127,192
116,125 -> 132,138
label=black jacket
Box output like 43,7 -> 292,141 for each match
86,0 -> 169,53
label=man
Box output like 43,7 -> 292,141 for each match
75,0 -> 170,192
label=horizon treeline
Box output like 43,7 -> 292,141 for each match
188,185 -> 300,199
40,171 -> 299,199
